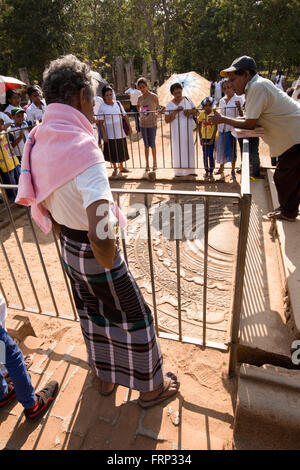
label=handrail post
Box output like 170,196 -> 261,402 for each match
228,138 -> 251,377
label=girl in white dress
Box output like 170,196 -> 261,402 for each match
165,83 -> 197,176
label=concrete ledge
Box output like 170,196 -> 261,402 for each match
234,363 -> 300,449
266,170 -> 300,339
6,315 -> 36,342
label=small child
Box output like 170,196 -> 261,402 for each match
198,97 -> 217,178
8,107 -> 34,162
0,118 -> 21,202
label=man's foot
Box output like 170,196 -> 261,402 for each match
24,381 -> 58,420
268,212 -> 296,222
203,172 -> 209,179
99,379 -> 116,396
267,207 -> 283,218
138,372 -> 179,409
0,383 -> 16,408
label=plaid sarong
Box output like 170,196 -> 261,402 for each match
60,226 -> 164,392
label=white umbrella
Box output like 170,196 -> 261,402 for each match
157,71 -> 211,107
0,75 -> 26,104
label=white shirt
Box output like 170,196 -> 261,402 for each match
98,101 -> 127,139
214,81 -> 223,100
0,293 -> 6,329
125,88 -> 142,106
0,111 -> 13,126
8,120 -> 34,156
26,102 -> 46,122
245,74 -> 300,156
43,163 -> 115,231
219,94 -> 244,132
130,89 -> 142,106
94,95 -> 104,116
274,74 -> 285,91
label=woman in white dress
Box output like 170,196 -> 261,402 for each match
165,83 -> 197,177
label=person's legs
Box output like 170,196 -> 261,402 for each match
148,127 -> 157,168
207,143 -> 215,174
271,156 -> 278,167
0,326 -> 36,409
202,140 -> 209,175
273,144 -> 300,219
0,170 -> 16,202
249,137 -> 260,177
140,127 -> 150,170
131,105 -> 140,132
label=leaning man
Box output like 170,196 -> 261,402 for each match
210,56 -> 300,222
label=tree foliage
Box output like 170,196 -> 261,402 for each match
0,0 -> 299,84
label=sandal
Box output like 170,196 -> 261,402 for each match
120,167 -> 131,173
138,373 -> 179,409
215,168 -> 224,175
145,166 -> 150,172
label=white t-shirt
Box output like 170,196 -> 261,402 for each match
219,94 -> 244,132
245,74 -> 300,156
43,163 -> 115,231
98,101 -> 127,139
26,102 -> 46,122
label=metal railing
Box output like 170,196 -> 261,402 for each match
95,105 -> 245,172
0,121 -> 252,377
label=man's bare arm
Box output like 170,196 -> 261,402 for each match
86,199 -> 116,270
209,110 -> 258,129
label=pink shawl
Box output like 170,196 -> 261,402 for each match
15,103 -> 105,233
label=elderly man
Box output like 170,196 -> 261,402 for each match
210,56 -> 300,222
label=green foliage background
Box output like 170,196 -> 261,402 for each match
0,0 -> 299,84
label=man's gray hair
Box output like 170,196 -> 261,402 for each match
42,54 -> 95,105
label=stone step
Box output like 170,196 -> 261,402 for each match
234,363 -> 300,449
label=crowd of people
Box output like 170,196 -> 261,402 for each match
0,53 -> 299,424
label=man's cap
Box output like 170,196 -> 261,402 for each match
11,107 -> 25,116
220,56 -> 257,77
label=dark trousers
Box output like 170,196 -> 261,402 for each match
202,140 -> 215,174
273,144 -> 300,218
239,137 -> 260,176
130,104 -> 140,132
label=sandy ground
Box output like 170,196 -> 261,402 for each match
0,124 -> 273,450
